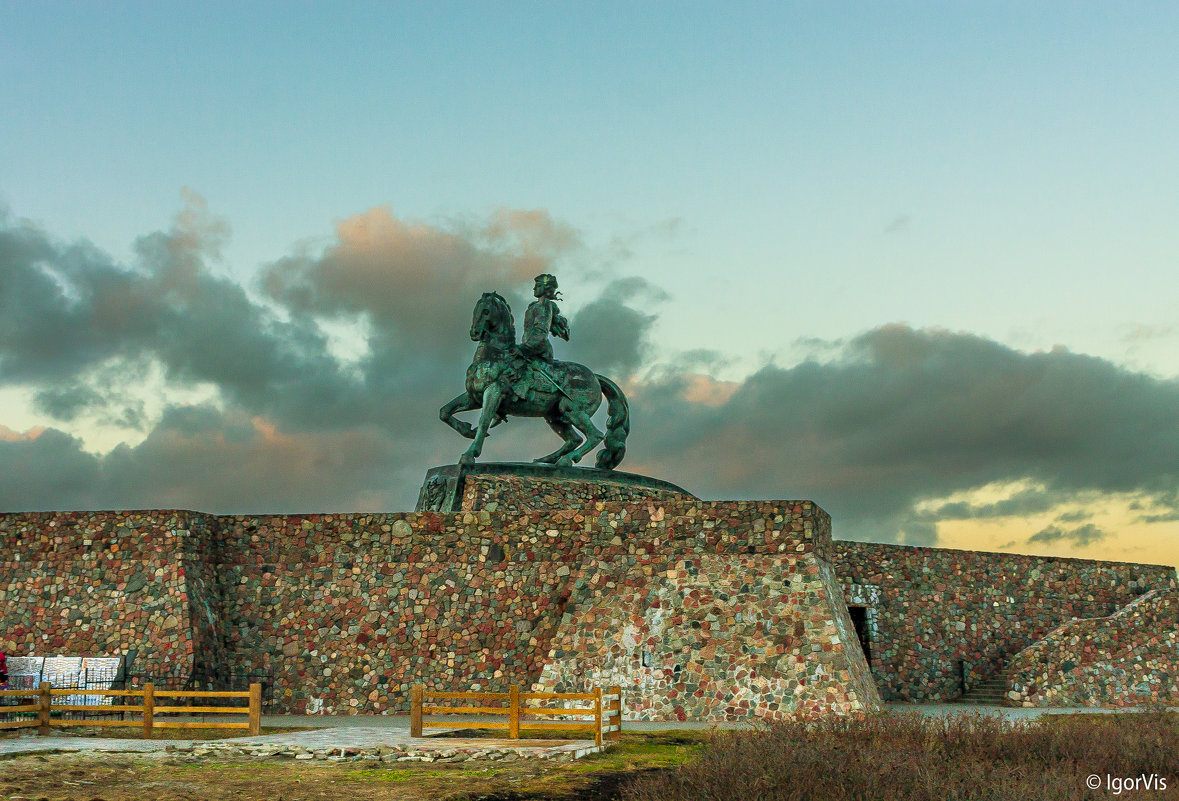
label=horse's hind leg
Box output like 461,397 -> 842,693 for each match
535,414 -> 583,464
558,405 -> 605,467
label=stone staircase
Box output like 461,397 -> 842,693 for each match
958,671 -> 1010,705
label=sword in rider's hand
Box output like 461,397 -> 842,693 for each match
534,363 -> 572,400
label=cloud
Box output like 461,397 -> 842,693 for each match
1027,523 -> 1109,548
565,277 -> 666,377
628,325 -> 1179,544
259,205 -> 580,361
3,199 -> 1178,556
916,486 -> 1058,521
0,408 -> 413,513
0,197 -> 652,511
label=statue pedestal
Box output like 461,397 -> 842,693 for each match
415,462 -> 696,513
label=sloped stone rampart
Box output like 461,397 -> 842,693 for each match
537,549 -> 881,720
833,541 -> 1176,702
1006,587 -> 1179,707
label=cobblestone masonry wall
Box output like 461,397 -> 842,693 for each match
212,501 -> 831,716
833,541 -> 1177,702
1007,587 -> 1179,707
3,503 -> 1174,715
0,511 -> 202,676
457,472 -> 695,513
537,547 -> 882,720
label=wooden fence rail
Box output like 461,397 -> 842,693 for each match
0,683 -> 261,736
410,684 -> 622,747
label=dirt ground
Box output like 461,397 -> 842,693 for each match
0,732 -> 704,801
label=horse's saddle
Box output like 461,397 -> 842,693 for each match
504,351 -> 566,402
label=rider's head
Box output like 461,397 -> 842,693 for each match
533,273 -> 560,300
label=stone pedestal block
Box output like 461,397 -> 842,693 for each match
415,462 -> 695,512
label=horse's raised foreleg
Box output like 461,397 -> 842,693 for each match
460,383 -> 505,466
558,404 -> 605,467
534,413 -> 583,464
440,393 -> 479,439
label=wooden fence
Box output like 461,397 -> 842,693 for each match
0,682 -> 261,736
410,684 -> 622,747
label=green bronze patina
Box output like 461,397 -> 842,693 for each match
439,274 -> 631,469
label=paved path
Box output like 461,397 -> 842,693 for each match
256,703 -> 1170,730
0,722 -> 602,760
0,735 -> 193,755
886,703 -> 1177,720
3,704 -> 1170,758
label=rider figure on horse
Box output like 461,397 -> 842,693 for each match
509,274 -> 569,399
522,274 -> 570,360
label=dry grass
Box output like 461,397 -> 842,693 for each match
624,710 -> 1179,801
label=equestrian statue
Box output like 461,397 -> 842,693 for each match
439,274 -> 630,469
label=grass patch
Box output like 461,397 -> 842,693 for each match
0,729 -> 705,800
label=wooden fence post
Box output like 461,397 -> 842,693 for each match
610,684 -> 623,740
248,683 -> 262,736
38,682 -> 51,735
142,683 -> 154,738
410,684 -> 423,738
509,684 -> 520,739
593,686 -> 603,748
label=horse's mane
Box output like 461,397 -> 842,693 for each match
480,291 -> 516,339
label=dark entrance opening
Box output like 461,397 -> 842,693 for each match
848,606 -> 871,665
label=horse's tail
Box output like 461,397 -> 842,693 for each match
594,374 -> 630,470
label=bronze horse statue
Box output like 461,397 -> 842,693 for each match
439,292 -> 630,469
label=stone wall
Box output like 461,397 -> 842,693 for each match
416,463 -> 695,513
2,500 -> 1174,716
212,500 -> 836,717
832,541 -> 1176,702
1006,587 -> 1179,707
537,511 -> 882,719
459,473 -> 694,512
0,511 -> 206,677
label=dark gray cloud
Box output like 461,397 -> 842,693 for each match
566,278 -> 665,377
0,408 -> 417,513
626,325 -> 1179,544
2,202 -> 1178,551
1028,523 -> 1108,548
915,486 -> 1058,521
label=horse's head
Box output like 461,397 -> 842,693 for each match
470,292 -> 515,343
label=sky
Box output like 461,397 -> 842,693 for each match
1,2 -> 1177,569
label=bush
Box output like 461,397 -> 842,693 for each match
624,710 -> 1179,801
